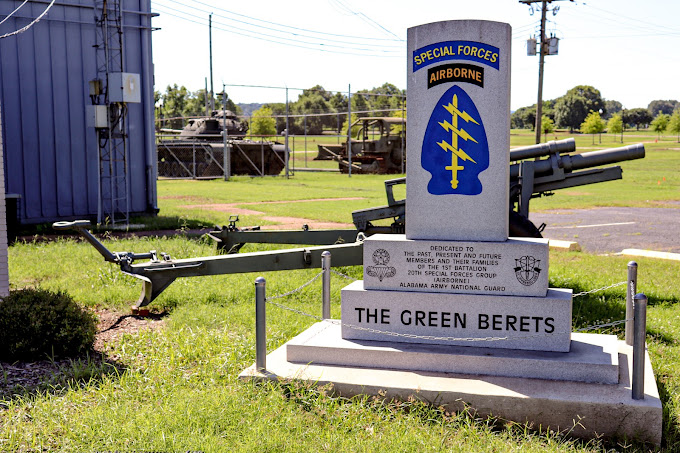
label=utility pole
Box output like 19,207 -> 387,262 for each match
534,1 -> 547,144
209,13 -> 215,112
520,0 -> 570,144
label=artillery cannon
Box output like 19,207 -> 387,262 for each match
55,139 -> 644,308
211,139 -> 646,249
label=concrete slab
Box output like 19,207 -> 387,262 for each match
621,248 -> 680,261
240,337 -> 662,445
363,234 -> 549,297
341,281 -> 573,352
548,239 -> 581,252
287,321 -> 619,384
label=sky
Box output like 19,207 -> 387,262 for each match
149,0 -> 679,111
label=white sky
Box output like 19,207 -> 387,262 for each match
150,0 -> 679,111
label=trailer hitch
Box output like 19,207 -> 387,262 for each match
53,220 -> 364,308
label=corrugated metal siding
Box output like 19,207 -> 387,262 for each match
0,0 -> 156,224
0,103 -> 8,297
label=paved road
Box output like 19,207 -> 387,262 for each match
530,206 -> 680,254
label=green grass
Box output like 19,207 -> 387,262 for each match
3,130 -> 680,451
3,238 -> 680,451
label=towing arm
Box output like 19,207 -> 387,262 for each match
53,220 -> 364,308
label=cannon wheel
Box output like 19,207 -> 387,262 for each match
509,211 -> 542,238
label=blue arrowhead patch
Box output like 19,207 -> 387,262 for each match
421,85 -> 489,195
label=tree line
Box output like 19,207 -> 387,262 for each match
154,83 -> 406,135
155,82 -> 679,141
511,85 -> 680,135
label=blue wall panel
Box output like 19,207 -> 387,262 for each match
0,0 -> 156,224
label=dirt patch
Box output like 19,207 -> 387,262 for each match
158,195 -> 209,202
181,197 -> 364,210
259,216 -> 354,230
188,205 -> 265,216
94,309 -> 167,353
180,197 -> 362,229
0,309 -> 166,396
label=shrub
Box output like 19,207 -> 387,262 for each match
0,288 -> 97,361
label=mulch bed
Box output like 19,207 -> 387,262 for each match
0,310 -> 166,398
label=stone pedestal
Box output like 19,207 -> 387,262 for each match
240,18 -> 661,445
341,281 -> 571,352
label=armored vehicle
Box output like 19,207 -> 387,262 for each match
316,117 -> 406,174
157,110 -> 287,178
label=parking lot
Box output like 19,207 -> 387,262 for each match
530,205 -> 680,254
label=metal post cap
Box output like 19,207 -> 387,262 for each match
255,276 -> 266,285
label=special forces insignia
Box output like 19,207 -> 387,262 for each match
421,85 -> 489,196
514,256 -> 542,286
366,248 -> 396,282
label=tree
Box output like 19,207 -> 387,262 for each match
647,100 -> 678,116
511,106 -> 536,130
265,102 -> 287,134
364,83 -> 405,116
580,111 -> 605,144
184,89 -> 210,117
607,113 -> 623,142
328,92 -> 348,133
160,84 -> 189,129
554,85 -> 605,132
216,92 -> 240,115
667,110 -> 680,143
249,106 -> 276,137
541,115 -> 554,142
291,92 -> 331,134
650,112 -> 670,138
391,108 -> 407,135
603,100 -> 622,120
626,108 -> 653,130
302,85 -> 332,102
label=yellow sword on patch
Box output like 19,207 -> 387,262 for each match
436,94 -> 478,189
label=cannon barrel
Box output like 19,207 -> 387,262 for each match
510,143 -> 645,179
509,138 -> 575,161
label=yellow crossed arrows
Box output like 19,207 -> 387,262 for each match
436,94 -> 479,189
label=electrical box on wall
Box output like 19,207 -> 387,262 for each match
108,72 -> 141,103
86,105 -> 109,128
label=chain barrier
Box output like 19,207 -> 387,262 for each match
265,271 -> 323,302
572,281 -> 626,298
330,269 -> 357,281
262,272 -> 631,343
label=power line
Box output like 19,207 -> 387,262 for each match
165,0 -> 403,49
0,0 -> 29,27
181,0 -> 404,42
0,0 -> 56,39
329,0 -> 401,40
559,5 -> 679,38
584,4 -> 677,34
152,3 -> 403,57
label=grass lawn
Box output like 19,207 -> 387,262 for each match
2,129 -> 680,451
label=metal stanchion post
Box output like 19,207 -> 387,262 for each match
255,277 -> 266,371
322,251 -> 331,319
632,293 -> 647,400
626,261 -> 637,346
